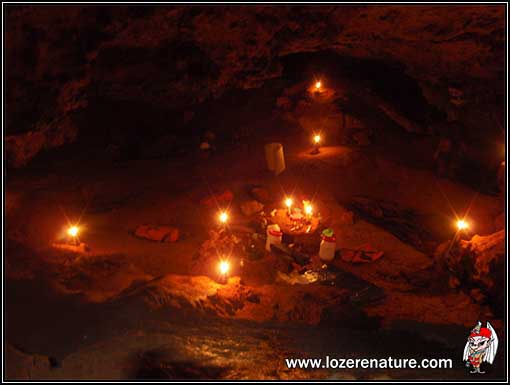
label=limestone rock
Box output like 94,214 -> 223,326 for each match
436,230 -> 504,315
5,6 -> 505,167
5,344 -> 53,380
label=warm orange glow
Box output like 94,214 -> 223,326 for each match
218,211 -> 229,224
304,204 -> 313,216
67,226 -> 79,237
457,219 -> 469,231
313,134 -> 321,144
219,260 -> 230,275
285,197 -> 293,214
315,81 -> 322,90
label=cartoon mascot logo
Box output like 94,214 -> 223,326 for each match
463,321 -> 498,374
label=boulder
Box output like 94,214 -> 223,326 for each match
435,230 -> 504,315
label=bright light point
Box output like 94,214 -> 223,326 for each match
219,260 -> 230,275
219,211 -> 229,224
285,198 -> 293,208
313,134 -> 321,144
67,226 -> 79,237
315,81 -> 321,89
304,204 -> 313,215
457,219 -> 469,231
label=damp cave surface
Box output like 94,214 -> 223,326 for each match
4,4 -> 507,381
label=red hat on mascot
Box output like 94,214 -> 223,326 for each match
470,322 -> 492,339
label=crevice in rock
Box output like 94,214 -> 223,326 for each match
280,50 -> 445,130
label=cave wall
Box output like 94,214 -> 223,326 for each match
4,5 -> 505,167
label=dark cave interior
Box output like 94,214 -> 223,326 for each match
4,4 -> 507,381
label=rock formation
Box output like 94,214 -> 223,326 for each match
5,6 -> 505,167
436,230 -> 505,316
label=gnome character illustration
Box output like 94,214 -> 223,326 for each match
463,321 -> 499,374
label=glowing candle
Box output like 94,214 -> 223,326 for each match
218,211 -> 229,225
304,203 -> 313,218
67,226 -> 79,238
315,81 -> 322,90
66,225 -> 80,245
456,219 -> 469,231
218,260 -> 230,278
285,197 -> 293,215
311,133 -> 321,155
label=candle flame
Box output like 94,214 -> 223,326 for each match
285,198 -> 293,208
313,134 -> 321,144
315,81 -> 322,90
219,260 -> 230,275
218,211 -> 229,224
456,219 -> 469,231
67,226 -> 79,237
304,204 -> 313,215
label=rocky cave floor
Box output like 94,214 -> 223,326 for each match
5,79 -> 506,380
